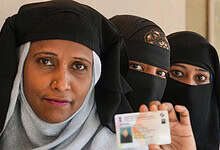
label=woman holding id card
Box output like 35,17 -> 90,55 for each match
111,15 -> 196,150
162,31 -> 220,150
0,1 -> 196,150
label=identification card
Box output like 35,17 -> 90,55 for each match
115,111 -> 171,149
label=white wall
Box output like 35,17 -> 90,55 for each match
0,0 -> 185,35
77,0 -> 186,35
186,0 -> 207,37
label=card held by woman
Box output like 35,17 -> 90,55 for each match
115,111 -> 171,149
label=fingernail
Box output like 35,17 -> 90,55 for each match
152,105 -> 157,108
142,105 -> 148,111
139,104 -> 148,112
175,105 -> 183,109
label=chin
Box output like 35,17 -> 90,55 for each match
37,110 -> 74,123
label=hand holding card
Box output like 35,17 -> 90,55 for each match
144,101 -> 197,150
115,102 -> 197,150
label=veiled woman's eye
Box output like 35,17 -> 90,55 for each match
170,70 -> 184,78
129,63 -> 144,72
196,74 -> 207,82
156,70 -> 167,78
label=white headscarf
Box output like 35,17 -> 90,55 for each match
0,42 -> 102,149
0,42 -> 146,150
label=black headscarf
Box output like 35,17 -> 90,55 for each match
162,31 -> 220,149
0,0 -> 132,133
110,15 -> 170,111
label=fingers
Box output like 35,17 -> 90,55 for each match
139,104 -> 149,112
148,102 -> 190,125
158,102 -> 178,122
150,105 -> 158,111
140,102 -> 181,124
175,105 -> 191,125
149,101 -> 161,111
139,101 -> 162,112
149,144 -> 162,150
149,101 -> 161,107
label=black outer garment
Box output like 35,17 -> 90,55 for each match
110,15 -> 170,111
162,31 -> 220,150
120,134 -> 133,143
0,0 -> 133,133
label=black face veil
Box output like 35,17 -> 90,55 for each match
110,15 -> 170,111
0,0 -> 132,132
162,31 -> 220,149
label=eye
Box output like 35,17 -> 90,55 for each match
170,70 -> 184,78
196,74 -> 207,82
156,70 -> 167,78
72,62 -> 88,71
129,63 -> 144,72
38,57 -> 54,66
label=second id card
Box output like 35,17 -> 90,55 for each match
115,111 -> 171,149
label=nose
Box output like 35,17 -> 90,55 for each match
50,67 -> 71,91
146,66 -> 156,76
185,75 -> 196,85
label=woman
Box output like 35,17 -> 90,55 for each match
0,1 -> 133,149
162,31 -> 220,149
0,1 -> 196,149
110,15 -> 170,111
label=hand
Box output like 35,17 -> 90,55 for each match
139,101 -> 197,150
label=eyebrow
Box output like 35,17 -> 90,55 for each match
72,57 -> 92,65
33,52 -> 57,57
195,68 -> 209,72
33,52 -> 92,65
172,64 -> 187,70
173,64 -> 209,72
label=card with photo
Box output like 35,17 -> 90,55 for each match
115,111 -> 171,149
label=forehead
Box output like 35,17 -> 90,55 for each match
172,63 -> 209,72
129,60 -> 168,72
122,129 -> 128,132
29,39 -> 93,59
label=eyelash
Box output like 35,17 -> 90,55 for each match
171,70 -> 208,82
195,74 -> 207,82
129,63 -> 144,71
156,70 -> 167,78
71,62 -> 88,72
129,63 -> 167,78
170,70 -> 184,78
36,57 -> 88,72
37,57 -> 55,67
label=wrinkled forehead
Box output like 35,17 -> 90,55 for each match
171,63 -> 210,73
19,41 -> 101,85
28,40 -> 93,62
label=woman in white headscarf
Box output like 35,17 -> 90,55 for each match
0,0 -> 196,150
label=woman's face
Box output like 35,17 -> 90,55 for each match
122,129 -> 129,137
169,63 -> 210,85
129,60 -> 168,79
23,40 -> 93,123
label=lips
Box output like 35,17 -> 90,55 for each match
43,98 -> 71,106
